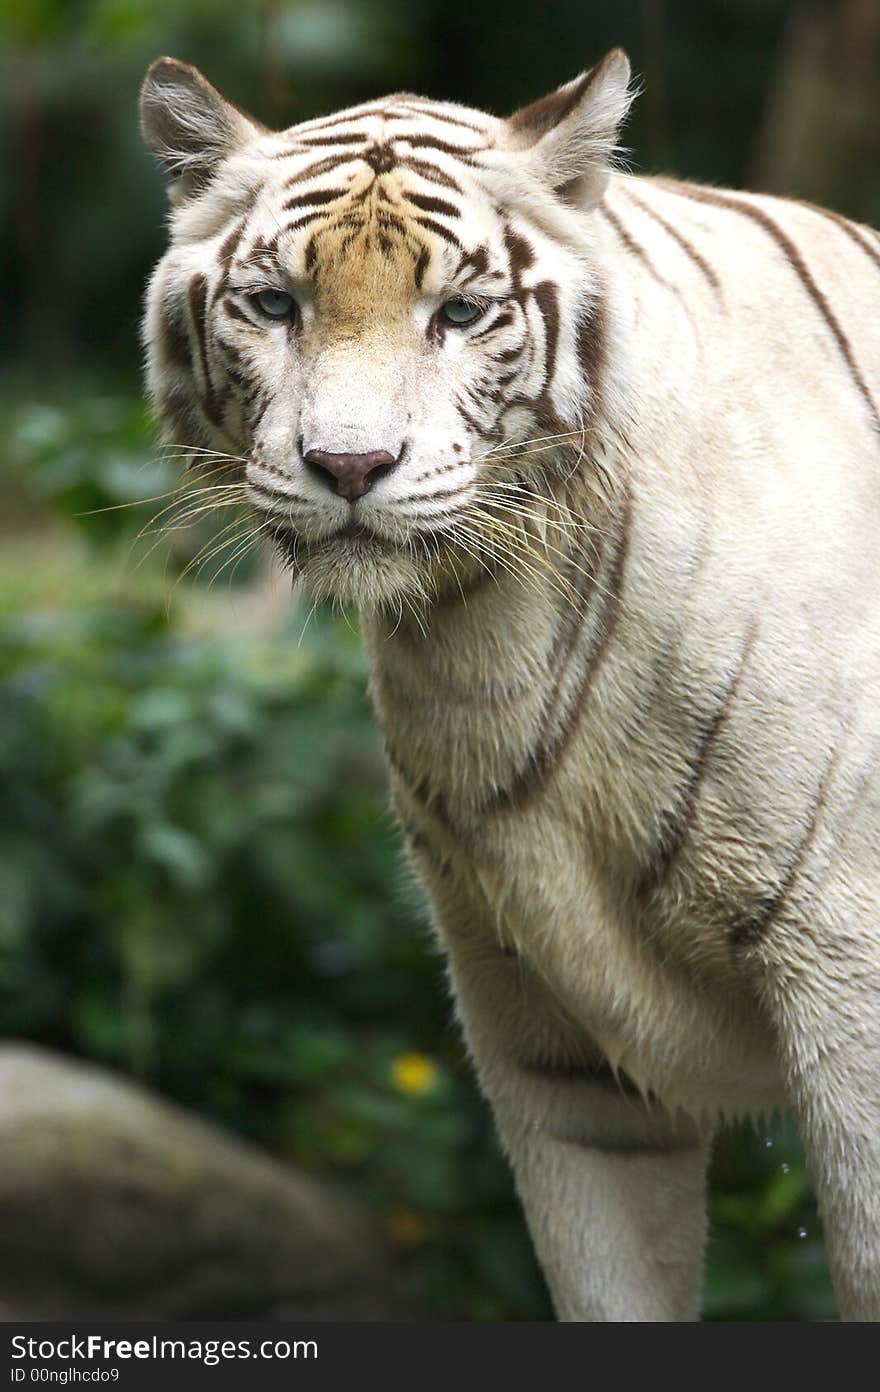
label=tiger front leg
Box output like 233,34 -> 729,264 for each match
439,918 -> 713,1322
750,897 -> 880,1321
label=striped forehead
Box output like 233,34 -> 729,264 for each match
246,98 -> 504,298
278,92 -> 498,155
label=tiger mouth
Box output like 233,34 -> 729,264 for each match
271,519 -> 401,563
268,512 -> 474,583
332,520 -> 391,546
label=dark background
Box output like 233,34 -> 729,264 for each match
3,0 -> 879,1320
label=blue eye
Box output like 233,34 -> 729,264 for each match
254,289 -> 296,319
441,297 -> 485,327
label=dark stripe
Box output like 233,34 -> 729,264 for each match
803,201 -> 880,275
402,134 -> 480,159
283,155 -> 354,182
470,311 -> 516,341
282,211 -> 335,235
532,281 -> 560,396
392,485 -> 468,506
401,817 -> 453,880
156,381 -> 196,438
385,739 -> 458,837
400,157 -> 463,193
216,215 -> 249,281
485,485 -> 631,813
504,226 -> 535,278
519,1054 -> 642,1098
404,191 -> 460,219
455,397 -> 492,438
575,287 -> 607,431
413,245 -> 430,289
158,290 -> 191,369
213,334 -> 247,369
221,296 -> 258,328
296,132 -> 369,147
464,381 -> 499,409
395,102 -> 488,134
622,188 -> 724,297
248,472 -> 312,506
249,391 -> 270,435
187,273 -> 219,425
283,187 -> 350,210
455,245 -> 489,281
560,1134 -> 700,1157
661,181 -> 880,433
328,211 -> 364,236
290,108 -> 387,137
375,202 -> 406,225
408,459 -> 466,485
598,202 -> 683,298
362,142 -> 396,175
272,109 -> 386,151
237,232 -> 277,261
413,215 -> 461,248
639,619 -> 758,896
730,743 -> 841,950
375,210 -> 409,236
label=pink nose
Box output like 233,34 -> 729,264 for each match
304,448 -> 398,501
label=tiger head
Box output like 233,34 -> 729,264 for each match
140,52 -> 634,611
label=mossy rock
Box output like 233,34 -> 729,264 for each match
0,1043 -> 390,1319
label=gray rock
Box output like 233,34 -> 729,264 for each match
0,1043 -> 391,1319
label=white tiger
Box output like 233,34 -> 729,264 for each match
140,49 -> 880,1320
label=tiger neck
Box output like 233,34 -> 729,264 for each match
360,475 -> 630,831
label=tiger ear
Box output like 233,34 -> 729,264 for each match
140,57 -> 265,197
506,49 -> 635,205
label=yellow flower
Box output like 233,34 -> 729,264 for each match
391,1051 -> 437,1096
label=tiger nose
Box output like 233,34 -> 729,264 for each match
303,448 -> 398,501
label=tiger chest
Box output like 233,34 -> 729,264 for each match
393,761 -> 782,1113
375,626 -> 788,1114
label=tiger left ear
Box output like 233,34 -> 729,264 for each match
140,57 -> 266,199
506,49 -> 635,205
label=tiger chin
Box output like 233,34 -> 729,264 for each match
140,50 -> 880,1321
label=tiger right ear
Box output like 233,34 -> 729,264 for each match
506,49 -> 635,206
140,57 -> 265,196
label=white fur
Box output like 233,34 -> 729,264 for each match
141,53 -> 880,1320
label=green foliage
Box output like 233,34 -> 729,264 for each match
0,390 -> 266,589
0,551 -> 553,1318
707,1118 -> 836,1320
1,393 -> 169,538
